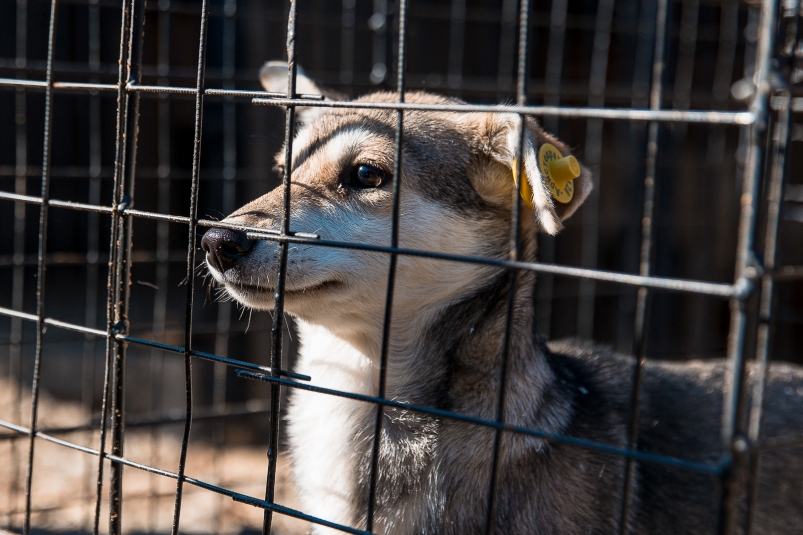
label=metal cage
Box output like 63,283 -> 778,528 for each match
1,0 -> 802,534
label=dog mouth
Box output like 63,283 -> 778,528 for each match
207,260 -> 343,307
225,278 -> 342,298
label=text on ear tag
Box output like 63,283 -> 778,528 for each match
538,143 -> 580,204
511,160 -> 535,209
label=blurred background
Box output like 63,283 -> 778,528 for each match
1,0 -> 802,533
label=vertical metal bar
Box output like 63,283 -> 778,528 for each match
93,0 -> 134,531
170,0 -> 209,531
485,2 -> 529,534
81,2 -> 103,529
615,0 -> 658,350
120,4 -> 146,328
22,1 -> 58,533
262,3 -> 297,533
341,0 -> 356,86
730,4 -> 762,216
744,91 -> 791,535
718,1 -> 777,533
365,0 -> 407,531
7,0 -> 28,529
744,8 -> 800,534
618,0 -> 668,532
109,1 -> 147,533
576,0 -> 616,340
447,0 -> 466,93
109,222 -> 128,535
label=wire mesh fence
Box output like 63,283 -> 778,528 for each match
0,0 -> 802,534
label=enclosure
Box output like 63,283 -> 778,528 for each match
1,0 -> 802,534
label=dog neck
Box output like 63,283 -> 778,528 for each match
290,234 -> 572,533
296,234 -> 564,428
409,266 -> 564,426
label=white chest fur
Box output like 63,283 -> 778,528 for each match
286,322 -> 376,534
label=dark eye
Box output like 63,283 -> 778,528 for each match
351,164 -> 387,188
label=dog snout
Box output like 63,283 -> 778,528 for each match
201,228 -> 253,273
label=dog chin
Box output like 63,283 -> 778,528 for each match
220,279 -> 342,312
220,284 -> 274,310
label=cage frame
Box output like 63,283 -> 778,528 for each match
0,0 -> 800,535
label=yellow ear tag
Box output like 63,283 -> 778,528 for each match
511,159 -> 535,209
538,143 -> 580,204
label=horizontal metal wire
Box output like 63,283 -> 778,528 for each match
234,369 -> 727,475
0,418 -> 371,535
0,419 -> 101,457
0,191 -> 114,214
0,191 -> 743,296
53,82 -> 118,91
18,365 -> 802,535
127,82 -> 325,100
0,77 -> 326,100
252,97 -> 755,124
0,77 -> 752,124
0,305 -> 308,381
0,164 -> 270,181
19,411 -> 783,535
0,401 -> 275,441
108,456 -> 372,535
0,69 -> 759,109
1,300 -> 766,482
0,250 -> 186,267
245,232 -> 747,298
117,334 -> 311,380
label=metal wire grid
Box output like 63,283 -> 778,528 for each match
0,1 -> 801,535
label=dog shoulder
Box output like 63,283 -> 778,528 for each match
544,338 -> 728,451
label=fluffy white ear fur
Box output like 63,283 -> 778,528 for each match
506,118 -> 564,235
259,61 -> 335,124
463,113 -> 592,235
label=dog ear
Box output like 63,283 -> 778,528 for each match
461,113 -> 592,235
259,61 -> 344,125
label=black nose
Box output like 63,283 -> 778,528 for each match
201,228 -> 253,273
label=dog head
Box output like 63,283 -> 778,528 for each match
202,63 -> 592,341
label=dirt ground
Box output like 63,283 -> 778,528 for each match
0,380 -> 308,535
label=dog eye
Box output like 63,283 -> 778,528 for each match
351,164 -> 387,188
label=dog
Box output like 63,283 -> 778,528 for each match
202,62 -> 803,535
